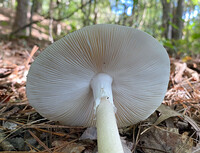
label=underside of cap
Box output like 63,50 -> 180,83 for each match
26,24 -> 170,127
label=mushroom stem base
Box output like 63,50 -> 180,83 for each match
96,97 -> 124,153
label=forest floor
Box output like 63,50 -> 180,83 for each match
0,37 -> 200,153
1,6 -> 200,153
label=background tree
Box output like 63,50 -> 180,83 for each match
161,0 -> 173,40
1,0 -> 199,57
12,0 -> 29,36
172,0 -> 184,40
33,0 -> 42,13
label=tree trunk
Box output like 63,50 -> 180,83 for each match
29,0 -> 35,36
49,0 -> 54,43
172,0 -> 184,40
161,0 -> 173,40
122,4 -> 128,26
81,0 -> 92,26
93,0 -> 98,24
86,0 -> 92,26
33,0 -> 42,13
12,0 -> 29,36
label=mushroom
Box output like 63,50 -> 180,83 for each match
26,24 -> 170,153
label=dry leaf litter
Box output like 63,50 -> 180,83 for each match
0,40 -> 200,153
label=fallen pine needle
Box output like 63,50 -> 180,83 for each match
28,130 -> 52,153
35,128 -> 67,137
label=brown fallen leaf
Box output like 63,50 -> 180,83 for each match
52,140 -> 85,153
157,104 -> 200,140
139,126 -> 193,153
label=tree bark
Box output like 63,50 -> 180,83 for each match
12,0 -> 29,36
172,0 -> 184,40
49,0 -> 54,43
93,0 -> 98,24
161,0 -> 173,40
29,0 -> 35,36
81,0 -> 92,26
33,0 -> 42,13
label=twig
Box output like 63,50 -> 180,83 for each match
132,123 -> 142,152
0,126 -> 22,144
25,124 -> 85,129
10,19 -> 44,36
25,140 -> 41,152
0,92 -> 14,104
0,104 -> 10,115
3,107 -> 19,118
0,118 -> 49,144
25,45 -> 39,69
35,128 -> 67,137
29,130 -> 52,153
184,115 -> 200,138
137,145 -> 168,153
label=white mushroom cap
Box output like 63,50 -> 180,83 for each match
26,24 -> 170,127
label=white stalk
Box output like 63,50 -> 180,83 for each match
96,97 -> 124,153
91,73 -> 124,153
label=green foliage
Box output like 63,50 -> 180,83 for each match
36,22 -> 49,30
163,40 -> 175,49
191,0 -> 199,5
41,0 -> 50,15
3,0 -> 199,57
190,20 -> 200,55
169,13 -> 173,19
134,0 -> 138,5
0,21 -> 9,26
39,0 -> 200,57
169,21 -> 179,30
192,33 -> 200,39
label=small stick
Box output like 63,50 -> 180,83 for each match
25,124 -> 85,129
35,128 -> 67,137
132,122 -> 142,152
29,130 -> 52,153
25,45 -> 39,69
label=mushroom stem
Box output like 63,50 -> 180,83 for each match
96,97 -> 124,153
91,73 -> 124,153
